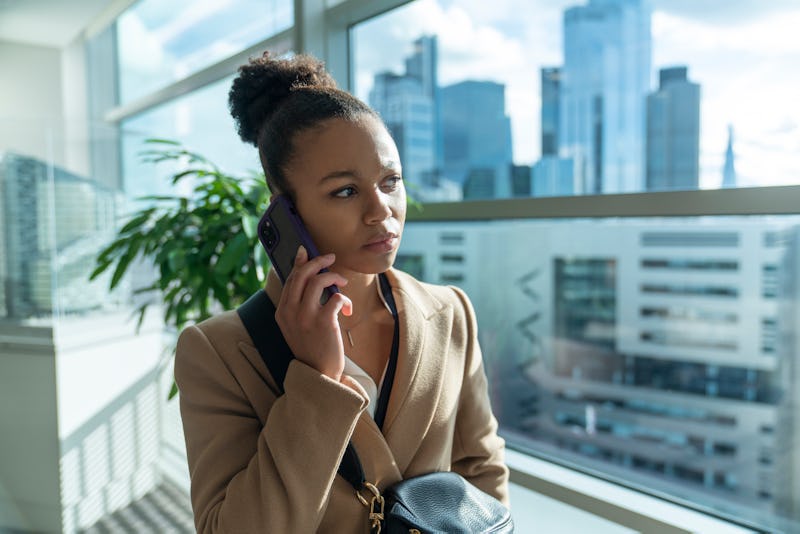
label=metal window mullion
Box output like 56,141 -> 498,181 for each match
325,0 -> 413,92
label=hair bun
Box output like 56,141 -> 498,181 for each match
229,52 -> 338,146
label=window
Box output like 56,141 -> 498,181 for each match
639,306 -> 737,325
120,76 -> 260,199
116,0 -> 292,104
640,283 -> 738,298
640,258 -> 738,271
398,213 -> 799,531
355,6 -> 799,528
353,1 -> 800,201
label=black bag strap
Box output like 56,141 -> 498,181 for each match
236,272 -> 399,491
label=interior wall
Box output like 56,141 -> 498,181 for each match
0,324 -> 62,533
61,36 -> 91,177
0,39 -> 66,169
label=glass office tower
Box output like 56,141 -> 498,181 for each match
559,0 -> 652,194
646,67 -> 701,191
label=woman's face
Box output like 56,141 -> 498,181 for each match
283,115 -> 406,276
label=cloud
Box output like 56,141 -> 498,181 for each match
652,0 -> 800,27
354,0 -> 799,184
117,12 -> 168,74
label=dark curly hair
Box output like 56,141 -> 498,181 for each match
229,52 -> 378,197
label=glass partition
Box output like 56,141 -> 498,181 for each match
399,214 -> 800,532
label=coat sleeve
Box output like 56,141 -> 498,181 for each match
174,323 -> 368,533
448,286 -> 511,506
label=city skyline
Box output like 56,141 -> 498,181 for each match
353,0 -> 800,190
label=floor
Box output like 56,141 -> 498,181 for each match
80,481 -> 194,534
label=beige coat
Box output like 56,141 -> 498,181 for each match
175,268 -> 509,533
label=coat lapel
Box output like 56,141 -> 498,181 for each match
380,269 -> 452,474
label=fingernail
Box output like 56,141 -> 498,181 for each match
296,245 -> 306,258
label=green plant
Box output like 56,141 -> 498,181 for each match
90,139 -> 269,397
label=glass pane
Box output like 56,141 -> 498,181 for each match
117,0 -> 293,104
121,75 -> 261,199
352,1 -> 800,200
399,214 -> 800,533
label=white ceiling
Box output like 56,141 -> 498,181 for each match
0,0 -> 126,48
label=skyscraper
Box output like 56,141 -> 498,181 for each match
440,80 -> 513,198
511,164 -> 533,197
532,157 -> 575,197
560,0 -> 652,194
722,125 -> 737,188
646,66 -> 701,191
534,67 -> 575,198
541,67 -> 561,157
369,72 -> 435,195
405,35 -> 442,171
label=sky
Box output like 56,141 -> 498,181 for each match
352,0 -> 800,189
115,0 -> 799,191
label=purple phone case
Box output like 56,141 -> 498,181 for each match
258,195 -> 339,300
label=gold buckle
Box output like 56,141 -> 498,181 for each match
356,482 -> 385,534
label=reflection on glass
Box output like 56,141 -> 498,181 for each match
0,150 -> 121,322
116,0 -> 293,104
353,0 -> 800,200
399,216 -> 800,531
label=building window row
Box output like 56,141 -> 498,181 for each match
640,306 -> 737,324
640,258 -> 738,271
552,438 -> 744,494
762,264 -> 778,299
640,330 -> 738,351
553,350 -> 779,403
640,283 -> 738,298
640,232 -> 739,248
439,232 -> 464,244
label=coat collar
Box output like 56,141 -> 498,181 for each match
248,267 -> 453,473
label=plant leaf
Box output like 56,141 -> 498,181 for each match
119,211 -> 153,235
168,380 -> 179,400
215,232 -> 249,275
110,239 -> 141,289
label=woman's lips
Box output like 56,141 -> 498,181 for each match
363,235 -> 399,253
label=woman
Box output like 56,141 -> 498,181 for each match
175,52 -> 509,533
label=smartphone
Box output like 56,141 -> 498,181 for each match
258,194 -> 340,303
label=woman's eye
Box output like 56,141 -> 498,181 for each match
333,186 -> 357,198
383,176 -> 403,190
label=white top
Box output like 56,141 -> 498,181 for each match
342,278 -> 393,419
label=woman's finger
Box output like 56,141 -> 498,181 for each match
323,292 -> 353,323
281,247 -> 335,307
300,272 -> 349,315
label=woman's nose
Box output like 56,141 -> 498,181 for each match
364,190 -> 392,224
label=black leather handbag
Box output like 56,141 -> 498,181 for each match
238,274 -> 514,533
378,471 -> 513,533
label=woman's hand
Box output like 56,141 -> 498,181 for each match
274,246 -> 352,381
